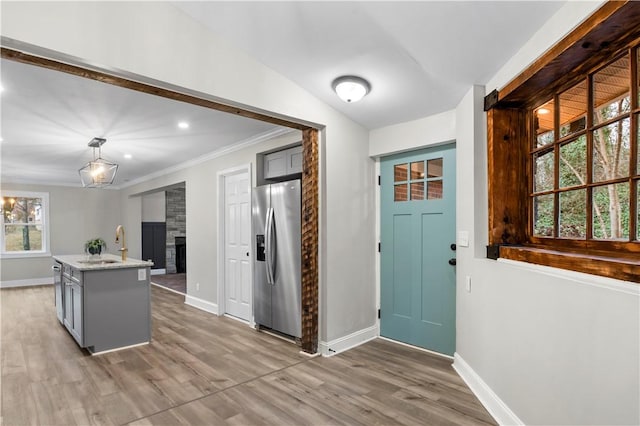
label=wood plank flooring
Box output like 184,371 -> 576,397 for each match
1,285 -> 495,426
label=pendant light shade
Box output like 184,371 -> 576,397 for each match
332,75 -> 371,103
79,138 -> 118,188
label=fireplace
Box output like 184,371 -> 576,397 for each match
175,236 -> 186,273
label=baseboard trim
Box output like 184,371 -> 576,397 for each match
0,277 -> 52,288
320,324 -> 378,357
184,294 -> 219,315
453,353 -> 523,426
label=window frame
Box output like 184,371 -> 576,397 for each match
528,51 -> 639,250
485,2 -> 640,282
0,191 -> 51,258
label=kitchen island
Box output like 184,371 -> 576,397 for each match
53,254 -> 153,354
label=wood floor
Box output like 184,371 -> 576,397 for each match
150,273 -> 186,294
1,285 -> 495,426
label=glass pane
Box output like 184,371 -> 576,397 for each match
3,225 -> 42,251
559,136 -> 586,188
593,183 -> 630,240
410,182 -> 424,200
427,181 -> 443,200
637,114 -> 639,175
394,184 -> 408,202
533,194 -> 554,237
410,161 -> 424,180
535,99 -> 554,147
593,55 -> 630,125
534,150 -> 554,193
593,117 -> 630,182
394,164 -> 408,182
559,80 -> 587,138
1,197 -> 43,224
559,189 -> 586,239
427,158 -> 443,178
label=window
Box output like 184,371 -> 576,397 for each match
485,2 -> 639,282
0,191 -> 50,257
530,52 -> 638,246
393,158 -> 444,202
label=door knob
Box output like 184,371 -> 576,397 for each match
448,258 -> 457,266
246,252 -> 250,257
450,243 -> 456,251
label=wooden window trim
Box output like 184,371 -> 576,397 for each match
487,1 -> 640,283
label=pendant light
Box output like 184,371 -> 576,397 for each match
78,137 -> 119,188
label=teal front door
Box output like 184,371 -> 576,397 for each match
380,143 -> 456,356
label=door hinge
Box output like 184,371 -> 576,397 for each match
378,309 -> 381,319
378,175 -> 381,186
378,242 -> 381,252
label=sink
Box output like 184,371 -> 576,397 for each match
77,259 -> 120,265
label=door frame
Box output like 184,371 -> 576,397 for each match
217,163 -> 254,326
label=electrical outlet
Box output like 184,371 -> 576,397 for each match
196,282 -> 200,291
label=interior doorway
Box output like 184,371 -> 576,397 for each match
142,183 -> 187,295
218,165 -> 252,323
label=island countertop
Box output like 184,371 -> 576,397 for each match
53,253 -> 153,271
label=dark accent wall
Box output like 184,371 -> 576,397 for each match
165,186 -> 186,274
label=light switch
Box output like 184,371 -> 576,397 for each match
138,268 -> 147,281
458,231 -> 469,247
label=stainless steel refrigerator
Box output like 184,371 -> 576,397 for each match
252,179 -> 301,338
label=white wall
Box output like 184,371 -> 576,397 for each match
371,1 -> 639,424
141,192 -> 165,222
0,183 -> 122,284
2,1 -> 376,347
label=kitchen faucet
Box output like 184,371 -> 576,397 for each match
115,225 -> 127,261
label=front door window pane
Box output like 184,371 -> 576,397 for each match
410,182 -> 424,200
394,164 -> 408,182
427,181 -> 443,200
394,184 -> 408,202
559,189 -> 586,239
427,158 -> 443,178
410,161 -> 425,180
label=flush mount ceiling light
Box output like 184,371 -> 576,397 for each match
78,137 -> 119,188
332,75 -> 371,103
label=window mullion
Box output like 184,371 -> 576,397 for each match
630,46 -> 638,240
553,94 -> 560,238
586,74 -> 595,240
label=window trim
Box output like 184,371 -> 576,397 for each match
485,1 -> 640,283
0,191 -> 51,259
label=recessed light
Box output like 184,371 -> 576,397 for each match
124,153 -> 132,159
178,121 -> 190,129
537,108 -> 550,115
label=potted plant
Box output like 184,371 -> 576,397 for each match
84,238 -> 107,256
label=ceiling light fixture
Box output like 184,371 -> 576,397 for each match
178,121 -> 190,129
124,153 -> 132,159
332,75 -> 371,103
78,137 -> 119,188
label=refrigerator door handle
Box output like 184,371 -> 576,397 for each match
265,207 -> 275,285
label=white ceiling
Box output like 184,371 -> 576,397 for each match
1,1 -> 566,187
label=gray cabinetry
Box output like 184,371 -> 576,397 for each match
62,267 -> 84,346
53,255 -> 152,354
264,145 -> 303,179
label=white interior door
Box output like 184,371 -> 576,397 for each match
224,172 -> 251,321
